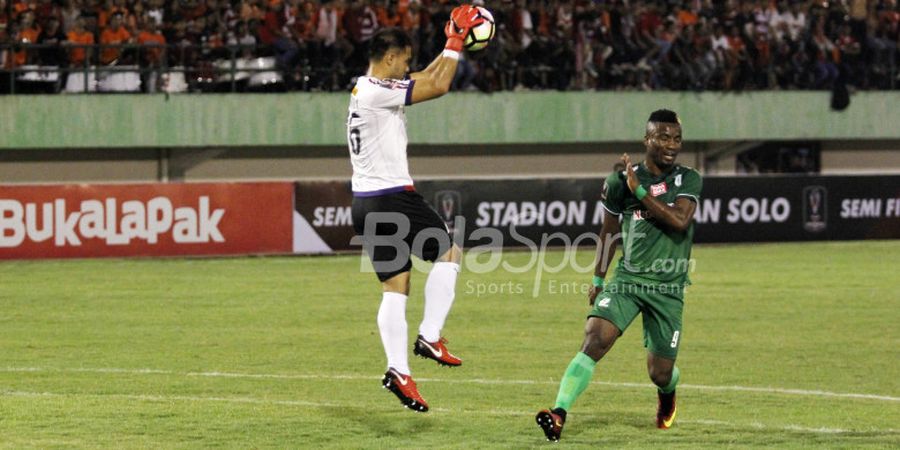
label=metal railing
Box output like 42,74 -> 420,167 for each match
0,42 -> 344,94
1,42 -> 897,94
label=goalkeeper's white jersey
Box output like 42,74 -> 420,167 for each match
347,76 -> 417,197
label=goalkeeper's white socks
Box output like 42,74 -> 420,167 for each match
419,262 -> 461,343
377,292 -> 410,375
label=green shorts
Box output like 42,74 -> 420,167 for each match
588,281 -> 684,360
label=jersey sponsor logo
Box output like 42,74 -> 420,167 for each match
650,182 -> 668,197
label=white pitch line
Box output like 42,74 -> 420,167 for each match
675,384 -> 900,402
2,390 -> 897,436
4,366 -> 899,402
684,419 -> 873,435
2,367 -> 174,375
186,371 -> 900,402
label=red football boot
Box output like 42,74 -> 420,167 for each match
413,335 -> 462,367
382,368 -> 429,412
656,391 -> 677,429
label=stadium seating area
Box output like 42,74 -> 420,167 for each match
0,0 -> 897,92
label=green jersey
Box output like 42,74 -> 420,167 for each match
600,163 -> 702,287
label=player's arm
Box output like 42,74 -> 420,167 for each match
622,153 -> 697,232
409,52 -> 444,80
408,5 -> 483,104
642,196 -> 696,232
408,52 -> 457,103
588,209 -> 621,306
588,172 -> 626,305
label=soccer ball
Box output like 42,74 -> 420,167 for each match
463,7 -> 495,51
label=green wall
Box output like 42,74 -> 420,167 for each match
1,91 -> 898,149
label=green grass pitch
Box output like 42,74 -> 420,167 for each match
1,241 -> 898,448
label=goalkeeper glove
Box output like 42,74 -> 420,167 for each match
444,4 -> 485,52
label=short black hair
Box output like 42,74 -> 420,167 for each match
648,109 -> 680,124
369,28 -> 412,62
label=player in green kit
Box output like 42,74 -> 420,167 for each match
535,109 -> 702,441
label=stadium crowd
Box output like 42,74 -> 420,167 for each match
0,0 -> 897,92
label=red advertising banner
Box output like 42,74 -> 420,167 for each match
0,182 -> 294,259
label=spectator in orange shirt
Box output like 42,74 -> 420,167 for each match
97,0 -> 126,30
100,11 -> 132,64
136,14 -> 165,67
66,15 -> 94,67
676,0 -> 699,30
13,0 -> 34,17
13,11 -> 41,67
90,0 -> 107,25
136,15 -> 165,91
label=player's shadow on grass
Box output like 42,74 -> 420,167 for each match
322,405 -> 436,438
559,410 -> 653,443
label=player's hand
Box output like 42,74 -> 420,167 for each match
452,4 -> 485,30
444,20 -> 464,40
622,153 -> 640,193
588,285 -> 602,306
444,5 -> 485,52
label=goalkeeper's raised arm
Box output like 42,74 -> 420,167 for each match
408,5 -> 484,104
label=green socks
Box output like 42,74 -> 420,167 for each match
553,352 -> 597,411
552,353 -> 678,412
658,366 -> 680,394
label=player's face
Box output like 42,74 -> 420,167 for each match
645,122 -> 683,169
387,46 -> 412,79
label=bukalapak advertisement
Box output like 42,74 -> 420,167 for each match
0,182 -> 295,259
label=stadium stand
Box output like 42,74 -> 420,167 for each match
0,0 -> 897,93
